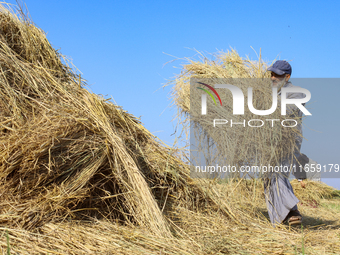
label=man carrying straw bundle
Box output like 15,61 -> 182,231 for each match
264,60 -> 308,226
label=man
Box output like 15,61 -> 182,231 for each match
264,60 -> 308,226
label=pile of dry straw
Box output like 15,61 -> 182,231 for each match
0,4 -> 228,238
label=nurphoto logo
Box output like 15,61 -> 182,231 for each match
198,82 -> 311,116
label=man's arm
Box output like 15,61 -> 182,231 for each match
292,153 -> 309,187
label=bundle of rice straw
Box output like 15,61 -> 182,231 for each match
170,49 -> 302,177
0,4 -> 229,237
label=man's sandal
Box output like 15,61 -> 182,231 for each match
283,210 -> 303,225
288,215 -> 302,225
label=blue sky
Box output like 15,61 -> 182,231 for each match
4,0 -> 339,188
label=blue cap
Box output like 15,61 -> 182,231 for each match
267,60 -> 292,75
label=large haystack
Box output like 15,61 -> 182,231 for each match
0,4 -> 223,237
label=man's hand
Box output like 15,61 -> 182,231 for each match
300,180 -> 306,188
